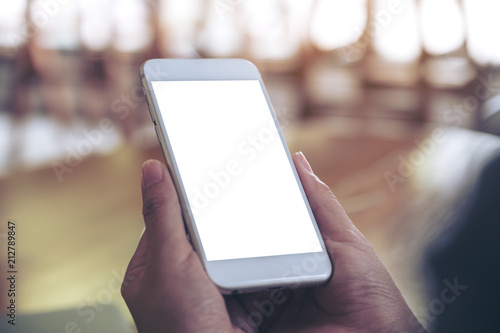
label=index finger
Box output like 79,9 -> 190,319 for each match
292,152 -> 368,246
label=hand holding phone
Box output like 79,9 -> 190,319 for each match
122,153 -> 425,333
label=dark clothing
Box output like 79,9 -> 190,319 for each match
428,153 -> 500,333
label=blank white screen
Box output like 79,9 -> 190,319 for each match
152,80 -> 321,261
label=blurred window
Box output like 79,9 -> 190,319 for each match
463,0 -> 500,66
420,0 -> 465,56
111,0 -> 153,53
309,0 -> 367,51
79,0 -> 114,52
0,0 -> 28,49
372,0 -> 421,63
159,0 -> 202,57
31,0 -> 80,50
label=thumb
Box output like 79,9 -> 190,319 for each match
141,159 -> 192,263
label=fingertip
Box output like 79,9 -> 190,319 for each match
141,160 -> 165,189
140,159 -> 171,236
292,152 -> 360,243
293,151 -> 313,174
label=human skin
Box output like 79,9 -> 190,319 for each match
122,152 -> 426,333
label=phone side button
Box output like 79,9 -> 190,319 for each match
144,97 -> 156,126
154,126 -> 163,149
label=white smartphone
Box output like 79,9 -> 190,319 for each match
140,59 -> 332,294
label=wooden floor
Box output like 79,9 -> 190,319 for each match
1,115 -> 500,331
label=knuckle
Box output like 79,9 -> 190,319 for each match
120,282 -> 129,298
142,193 -> 169,221
121,282 -> 133,303
309,178 -> 336,211
316,176 -> 336,199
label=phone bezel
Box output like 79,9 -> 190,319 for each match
140,58 -> 332,293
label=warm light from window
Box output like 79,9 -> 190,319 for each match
159,0 -> 202,57
195,8 -> 242,58
283,0 -> 316,42
372,0 -> 421,63
160,0 -> 201,24
0,0 -> 28,48
243,0 -> 304,60
79,0 -> 113,51
463,0 -> 500,66
112,0 -> 152,53
30,0 -> 80,50
309,0 -> 367,51
420,0 -> 465,56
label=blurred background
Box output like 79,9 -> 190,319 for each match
1,0 -> 500,331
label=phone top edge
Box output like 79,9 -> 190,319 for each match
141,58 -> 261,82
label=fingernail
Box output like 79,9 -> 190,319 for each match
142,160 -> 164,188
297,151 -> 313,173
